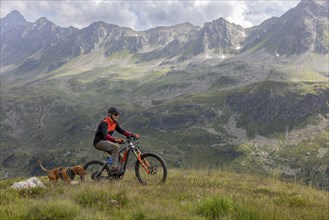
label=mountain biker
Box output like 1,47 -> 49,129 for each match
93,107 -> 140,174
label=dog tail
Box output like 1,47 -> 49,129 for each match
38,159 -> 50,172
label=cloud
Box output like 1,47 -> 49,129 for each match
0,0 -> 300,30
244,1 -> 301,26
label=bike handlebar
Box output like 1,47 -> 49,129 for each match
125,135 -> 138,143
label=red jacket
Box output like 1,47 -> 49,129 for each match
93,117 -> 132,145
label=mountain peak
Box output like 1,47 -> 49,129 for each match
35,17 -> 51,24
86,21 -> 119,30
242,0 -> 329,55
204,17 -> 227,27
5,10 -> 24,19
297,0 -> 328,11
1,10 -> 26,25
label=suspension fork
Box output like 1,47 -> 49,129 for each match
133,149 -> 151,174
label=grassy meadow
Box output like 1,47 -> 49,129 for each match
1,169 -> 328,220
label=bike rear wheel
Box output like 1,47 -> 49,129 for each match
135,152 -> 167,185
83,160 -> 111,181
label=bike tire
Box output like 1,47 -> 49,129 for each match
83,160 -> 111,181
135,152 -> 167,185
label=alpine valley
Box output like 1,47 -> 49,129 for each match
1,0 -> 328,189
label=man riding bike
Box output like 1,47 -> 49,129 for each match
93,107 -> 140,174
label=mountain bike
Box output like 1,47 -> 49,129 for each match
83,136 -> 167,185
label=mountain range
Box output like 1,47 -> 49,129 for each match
0,0 -> 328,189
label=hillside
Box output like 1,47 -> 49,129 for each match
0,0 -> 328,191
1,169 -> 328,220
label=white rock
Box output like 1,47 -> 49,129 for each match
11,177 -> 45,190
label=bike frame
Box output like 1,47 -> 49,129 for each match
94,137 -> 151,178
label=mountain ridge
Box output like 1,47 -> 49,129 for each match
1,0 -> 328,74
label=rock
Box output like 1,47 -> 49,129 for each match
11,177 -> 45,190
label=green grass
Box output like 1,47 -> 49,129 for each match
133,70 -> 195,96
1,169 -> 328,220
268,67 -> 328,84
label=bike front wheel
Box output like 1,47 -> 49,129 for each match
83,160 -> 111,181
135,152 -> 167,185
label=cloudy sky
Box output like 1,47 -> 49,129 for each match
1,0 -> 301,31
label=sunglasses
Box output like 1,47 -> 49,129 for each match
113,113 -> 119,116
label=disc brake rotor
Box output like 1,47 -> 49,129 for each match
149,166 -> 158,175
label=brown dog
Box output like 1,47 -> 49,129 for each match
38,159 -> 86,183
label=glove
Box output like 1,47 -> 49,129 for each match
115,138 -> 124,144
133,133 -> 140,139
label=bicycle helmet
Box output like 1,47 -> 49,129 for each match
108,106 -> 120,115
